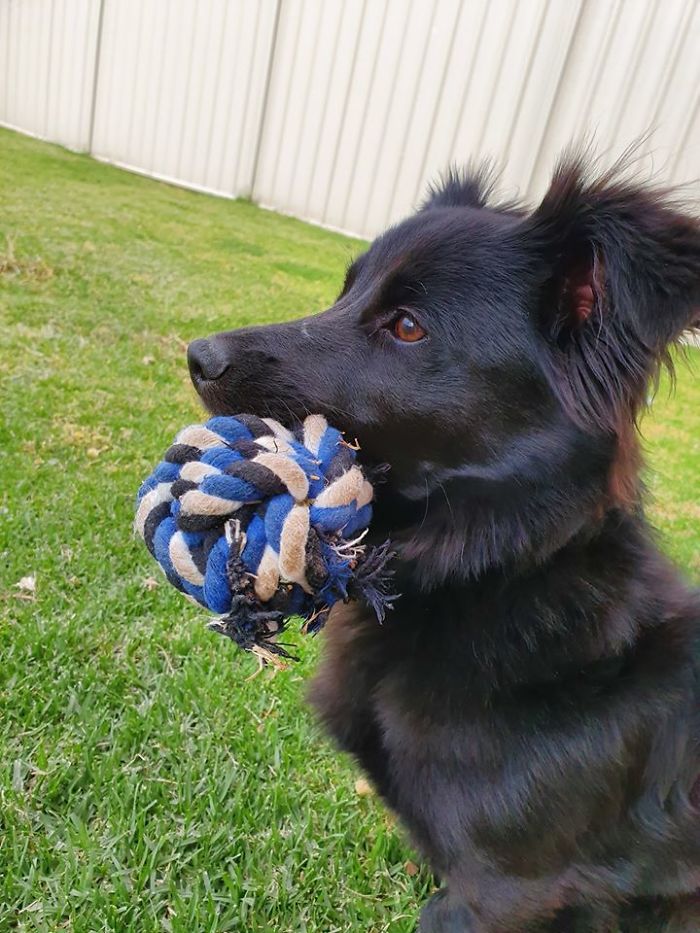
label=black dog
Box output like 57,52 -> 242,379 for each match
188,155 -> 700,931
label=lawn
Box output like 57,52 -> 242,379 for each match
0,127 -> 698,933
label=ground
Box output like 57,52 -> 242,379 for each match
0,127 -> 697,933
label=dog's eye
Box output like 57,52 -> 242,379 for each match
392,313 -> 426,343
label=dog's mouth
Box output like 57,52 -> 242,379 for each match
190,376 -> 233,418
187,344 -> 314,424
193,382 -> 332,437
185,339 -> 405,503
189,368 -> 393,494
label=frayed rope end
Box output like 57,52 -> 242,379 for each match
347,539 -> 399,623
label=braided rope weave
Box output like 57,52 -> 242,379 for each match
135,413 -> 394,662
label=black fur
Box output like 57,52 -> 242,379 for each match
188,154 -> 700,931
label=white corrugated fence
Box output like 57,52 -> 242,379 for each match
1,0 -> 699,238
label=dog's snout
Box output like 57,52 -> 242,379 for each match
187,337 -> 229,383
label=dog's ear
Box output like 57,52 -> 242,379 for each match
523,156 -> 700,431
422,163 -> 496,211
422,162 -> 524,214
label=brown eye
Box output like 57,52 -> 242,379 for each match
392,313 -> 426,343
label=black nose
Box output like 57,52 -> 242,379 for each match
187,338 -> 229,383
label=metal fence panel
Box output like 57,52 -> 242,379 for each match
89,0 -> 278,197
252,0 -> 700,236
0,0 -> 100,149
1,0 -> 698,237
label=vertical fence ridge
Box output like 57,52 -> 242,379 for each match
87,0 -> 106,153
249,0 -> 283,199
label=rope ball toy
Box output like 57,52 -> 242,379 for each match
135,413 -> 395,665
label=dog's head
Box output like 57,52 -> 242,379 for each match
189,157 -> 700,585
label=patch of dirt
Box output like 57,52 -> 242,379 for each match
52,417 -> 112,455
0,235 -> 54,282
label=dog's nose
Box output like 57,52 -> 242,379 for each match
187,338 -> 229,383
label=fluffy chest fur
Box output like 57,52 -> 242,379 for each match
309,512 -> 700,899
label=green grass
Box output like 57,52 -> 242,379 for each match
0,127 -> 697,932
